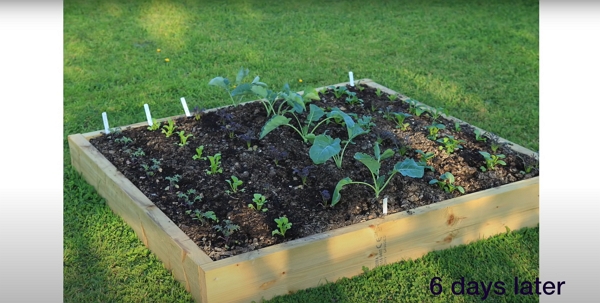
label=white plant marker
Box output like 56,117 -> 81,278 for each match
383,197 -> 388,215
102,112 -> 110,134
348,71 -> 355,87
144,104 -> 153,126
180,97 -> 191,117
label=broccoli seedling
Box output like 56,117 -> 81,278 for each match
186,209 -> 217,226
213,220 -> 240,244
331,142 -> 425,207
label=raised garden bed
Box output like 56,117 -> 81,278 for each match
68,79 -> 539,303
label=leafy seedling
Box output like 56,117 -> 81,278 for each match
226,176 -> 243,193
178,189 -> 203,207
427,123 -> 446,140
393,112 -> 411,131
186,209 -> 217,226
205,153 -> 223,175
209,67 -> 267,107
436,135 -> 465,154
213,220 -> 240,244
479,151 -> 507,171
272,216 -> 292,237
331,142 -> 425,207
260,104 -> 336,144
387,94 -> 398,102
406,99 -> 425,116
429,172 -> 465,194
375,87 -> 383,97
164,174 -> 182,191
454,122 -> 462,132
147,118 -> 161,131
162,119 -> 176,137
192,145 -> 206,160
176,131 -> 193,147
292,166 -> 312,186
248,193 -> 268,212
428,107 -> 448,122
474,129 -> 487,142
415,149 -> 435,172
114,136 -> 133,145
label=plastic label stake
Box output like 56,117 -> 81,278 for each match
383,197 -> 388,215
181,97 -> 191,117
144,104 -> 153,126
349,71 -> 355,87
102,112 -> 110,134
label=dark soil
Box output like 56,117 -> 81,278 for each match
89,84 -> 539,261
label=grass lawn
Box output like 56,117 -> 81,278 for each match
64,0 -> 539,302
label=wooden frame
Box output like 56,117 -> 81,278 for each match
67,80 -> 539,303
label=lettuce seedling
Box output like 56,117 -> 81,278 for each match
436,135 -> 465,154
375,87 -> 383,97
429,172 -> 465,194
387,94 -> 398,102
226,176 -> 243,193
406,99 -> 425,116
147,119 -> 161,131
248,193 -> 268,212
161,119 -> 176,137
176,131 -> 193,147
331,142 -> 425,207
479,151 -> 506,171
428,107 -> 448,122
474,129 -> 487,142
192,145 -> 206,161
192,106 -> 204,121
205,153 -> 223,175
272,216 -> 292,237
309,109 -> 367,168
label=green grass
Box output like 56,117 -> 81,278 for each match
64,0 -> 539,302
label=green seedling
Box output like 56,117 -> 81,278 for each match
436,135 -> 465,154
406,99 -> 425,116
428,107 -> 448,122
178,189 -> 203,207
213,220 -> 240,244
164,174 -> 181,191
375,87 -> 383,97
393,112 -> 411,131
387,94 -> 398,102
141,158 -> 161,176
429,172 -> 465,194
205,153 -> 223,175
161,119 -> 176,137
186,210 -> 217,226
248,193 -> 268,212
454,122 -> 462,132
147,119 -> 161,131
226,176 -> 243,193
272,216 -> 292,237
309,109 -> 367,168
344,91 -> 363,105
192,145 -> 205,160
126,147 -> 145,158
474,129 -> 487,142
114,136 -> 133,144
209,67 -> 267,107
331,142 -> 425,207
415,149 -> 435,172
176,131 -> 193,147
427,123 -> 446,140
330,85 -> 348,99
479,151 -> 507,171
260,104 -> 337,144
357,115 -> 376,132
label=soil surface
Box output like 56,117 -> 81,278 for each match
89,84 -> 539,261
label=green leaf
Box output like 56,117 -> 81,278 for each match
429,179 -> 439,185
235,67 -> 249,85
354,153 -> 380,175
347,123 -> 366,140
251,76 -> 267,87
306,104 -> 325,122
231,83 -> 252,97
441,172 -> 455,183
208,76 -> 229,91
251,85 -> 268,98
375,175 -> 387,189
302,87 -> 321,101
380,149 -> 395,161
260,115 -> 291,139
286,93 -> 306,114
394,158 -> 425,178
327,108 -> 355,128
332,177 -> 353,207
309,135 -> 341,164
457,186 -> 465,194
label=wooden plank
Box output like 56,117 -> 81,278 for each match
200,178 -> 538,303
